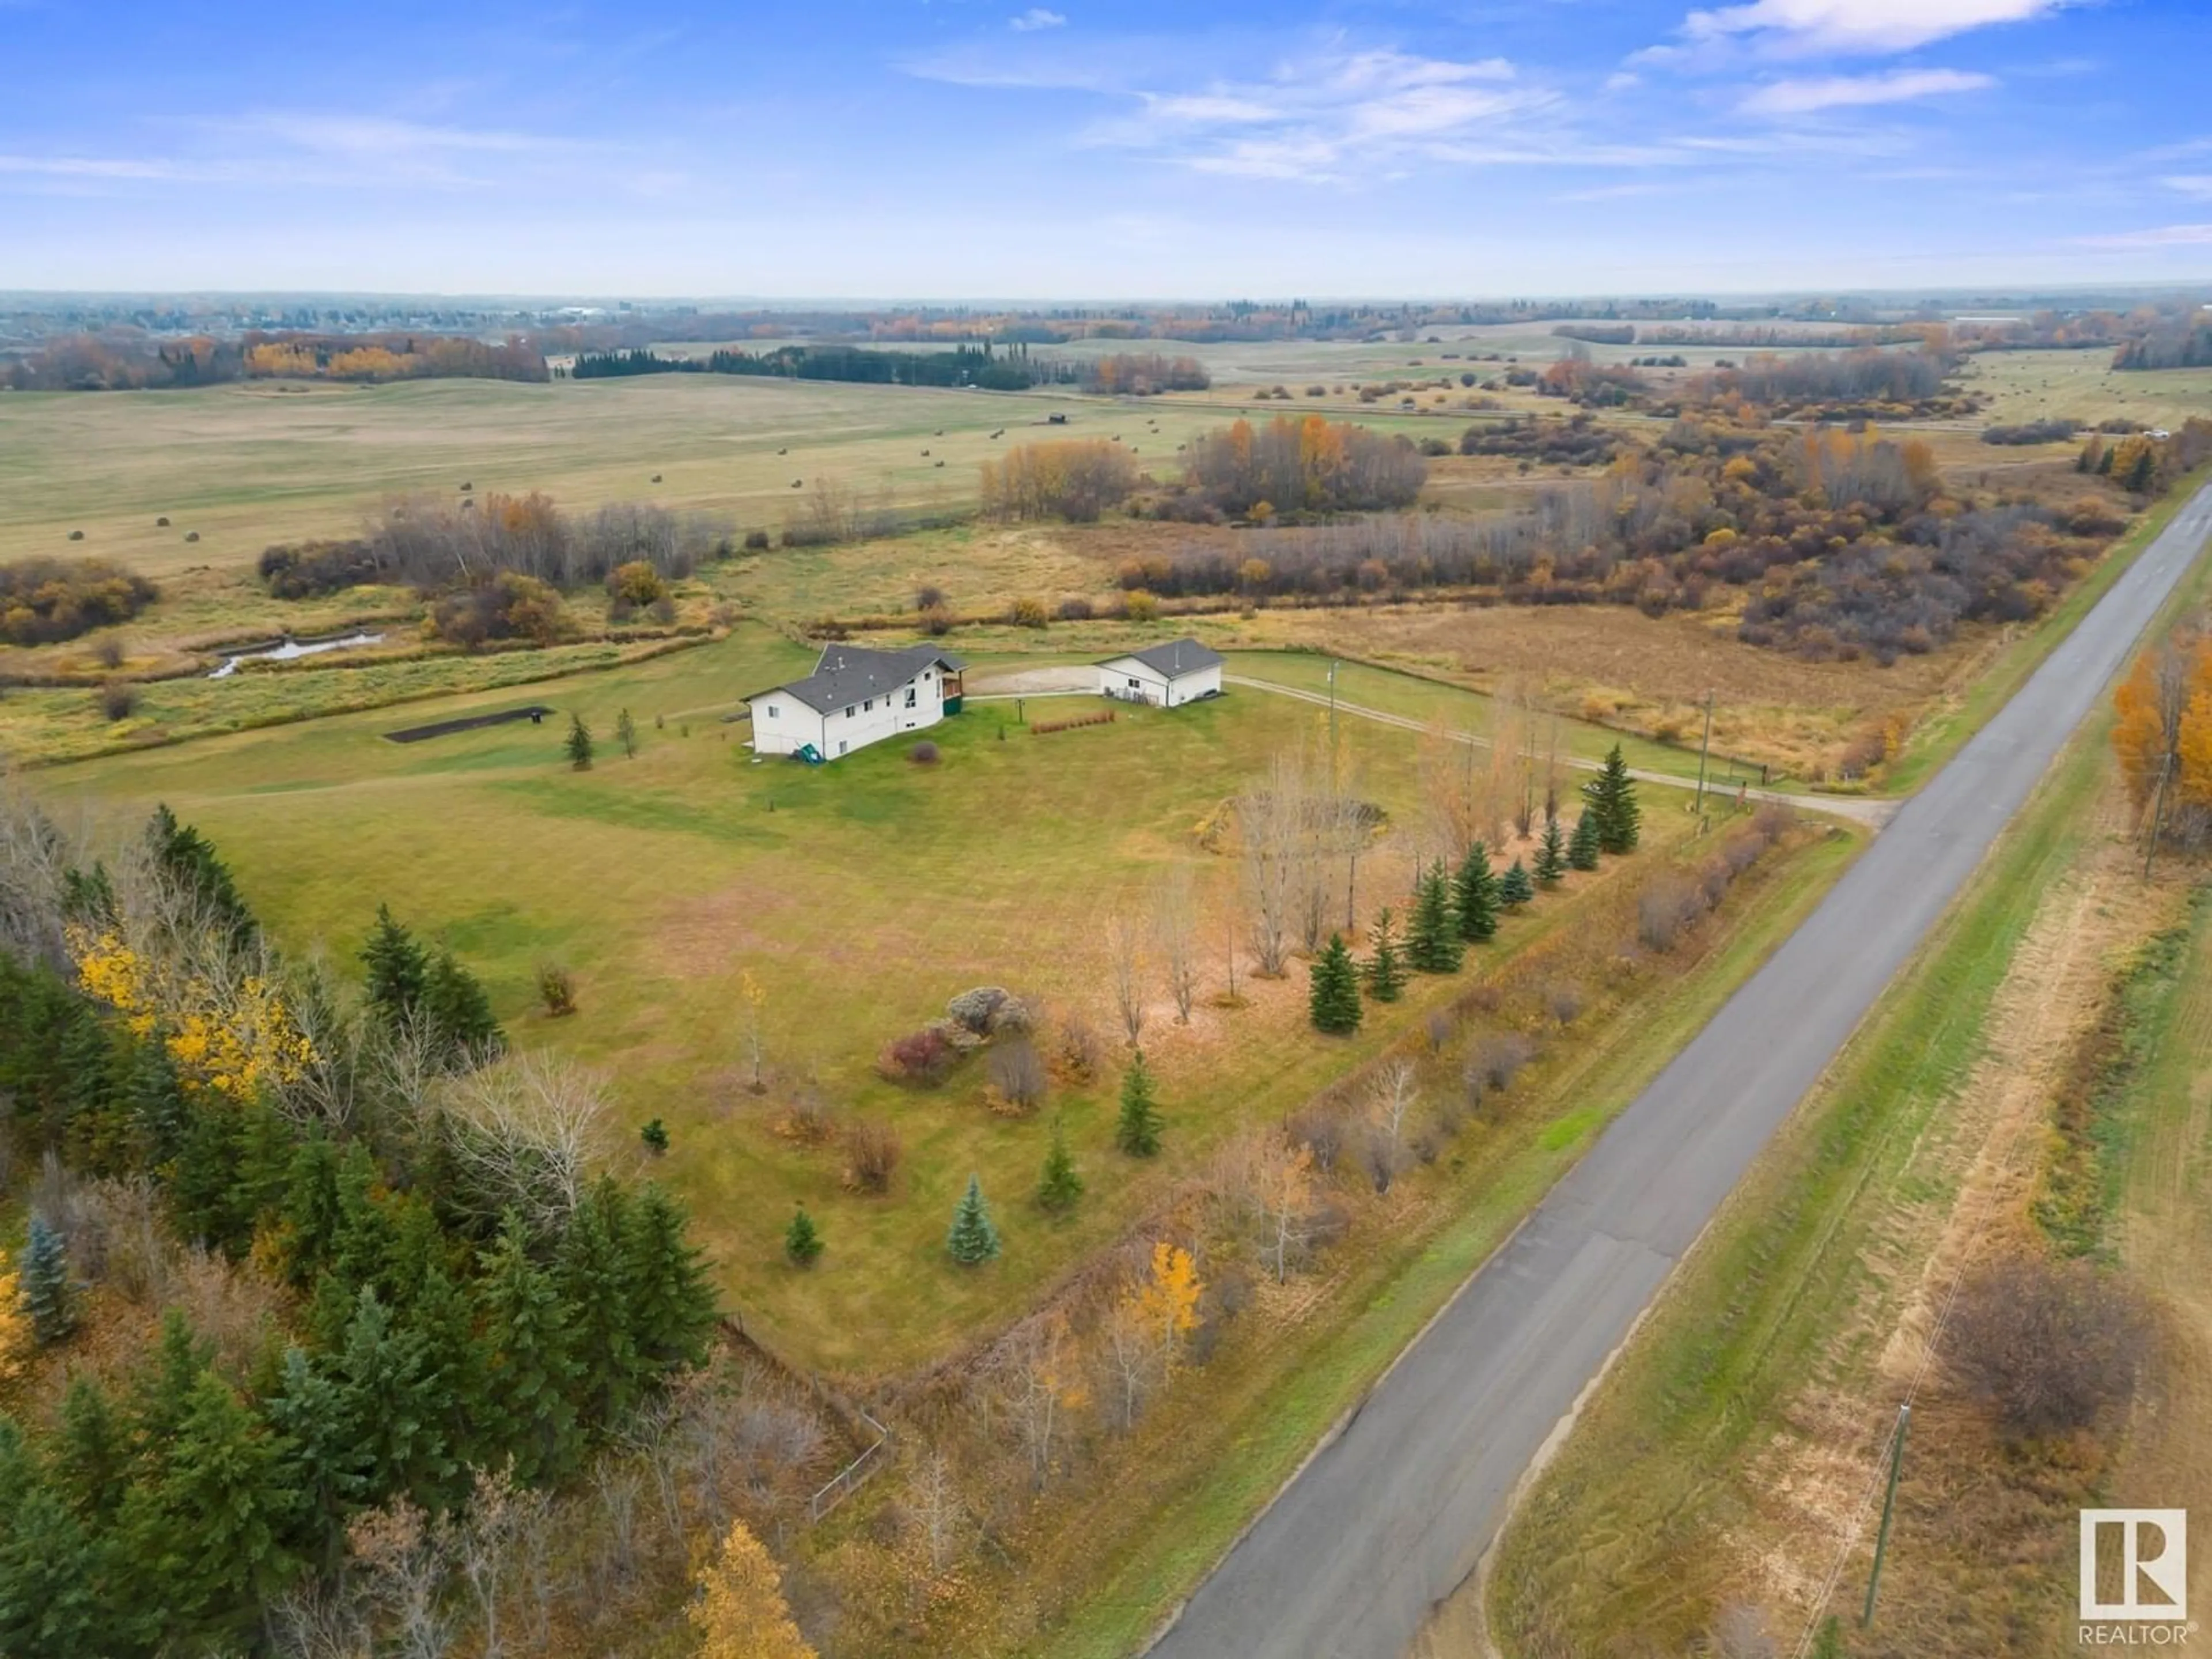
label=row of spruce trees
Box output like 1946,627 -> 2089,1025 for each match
1310,745 -> 1641,1034
0,808 -> 720,1658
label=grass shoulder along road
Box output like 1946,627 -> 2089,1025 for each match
1029,820 -> 1862,1659
1483,626 -> 2209,1653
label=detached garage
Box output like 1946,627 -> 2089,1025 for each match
1096,638 -> 1225,708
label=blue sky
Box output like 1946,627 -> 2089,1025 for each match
2,0 -> 2208,298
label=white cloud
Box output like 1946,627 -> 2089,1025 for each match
1683,0 -> 2071,54
1009,7 -> 1066,31
1738,67 -> 1994,114
2078,222 -> 2212,248
1064,48 -> 1551,180
2163,175 -> 2212,200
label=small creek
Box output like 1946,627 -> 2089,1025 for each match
207,631 -> 384,679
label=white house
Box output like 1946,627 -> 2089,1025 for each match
1096,638 -> 1225,707
745,643 -> 966,761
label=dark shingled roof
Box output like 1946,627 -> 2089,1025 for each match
752,643 -> 965,715
1100,637 -> 1224,679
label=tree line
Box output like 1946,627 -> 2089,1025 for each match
570,342 -> 1043,391
0,796 -> 721,1655
4,332 -> 547,392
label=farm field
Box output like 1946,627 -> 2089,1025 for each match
31,623 -> 1724,1376
0,370 -> 1454,578
1956,344 -> 2212,432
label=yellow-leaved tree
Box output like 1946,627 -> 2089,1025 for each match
2112,632 -> 2212,832
66,923 -> 315,1101
690,1520 -> 815,1659
0,1249 -> 32,1385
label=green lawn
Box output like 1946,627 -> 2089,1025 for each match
38,624 -> 1713,1376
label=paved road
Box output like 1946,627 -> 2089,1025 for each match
1222,673 -> 1899,830
1148,482 -> 2212,1659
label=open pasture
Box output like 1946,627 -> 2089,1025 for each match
1955,344 -> 2212,431
34,623 -> 1706,1376
0,373 -> 1268,577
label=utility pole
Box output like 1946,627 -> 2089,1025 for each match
1694,690 -> 1714,817
1861,1404 -> 1910,1630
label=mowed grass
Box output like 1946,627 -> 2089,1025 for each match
35,623 -> 1717,1376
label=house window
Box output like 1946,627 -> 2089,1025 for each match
863,698 -> 873,712
905,684 -> 917,707
1128,677 -> 1142,689
845,706 -> 857,719
766,704 -> 779,719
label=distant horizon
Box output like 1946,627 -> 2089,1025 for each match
2,280 -> 2207,312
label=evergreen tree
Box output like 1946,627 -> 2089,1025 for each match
1582,744 -> 1642,854
52,1377 -> 130,1527
1406,862 -> 1464,974
784,1205 -> 823,1266
57,1016 -> 128,1175
616,707 -> 639,759
476,1213 -> 583,1487
560,1181 -> 643,1426
329,1142 -> 396,1294
565,712 -> 595,771
279,1132 -> 343,1287
132,1309 -> 210,1450
946,1174 -> 1001,1265
1453,841 -> 1499,942
171,1103 -> 249,1252
1567,809 -> 1601,872
422,949 -> 502,1059
0,1416 -> 106,1659
128,1037 -> 190,1172
1363,907 -> 1407,1002
266,1346 -> 368,1570
393,1260 -> 483,1507
359,904 -> 429,1025
640,1117 -> 670,1154
1498,858 -> 1536,908
144,1370 -> 299,1646
621,1184 -> 719,1380
1114,1051 -> 1163,1156
331,1286 -> 454,1506
1533,817 -> 1568,886
145,804 -> 258,957
1308,933 -> 1363,1034
1036,1118 -> 1084,1213
21,1218 -> 74,1344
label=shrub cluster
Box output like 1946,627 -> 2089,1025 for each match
1980,418 -> 2079,446
0,558 -> 159,646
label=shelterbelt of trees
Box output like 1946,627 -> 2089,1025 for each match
3,331 -> 547,390
0,800 -> 722,1656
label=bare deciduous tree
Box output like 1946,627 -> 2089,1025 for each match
1153,868 -> 1200,1024
906,1448 -> 967,1574
440,1050 -> 610,1233
1107,911 -> 1147,1046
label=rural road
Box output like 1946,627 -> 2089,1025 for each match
1146,479 -> 2212,1659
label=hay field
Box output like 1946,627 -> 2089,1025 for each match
1956,345 -> 2212,430
0,374 -> 1256,577
34,624 -> 1701,1376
